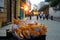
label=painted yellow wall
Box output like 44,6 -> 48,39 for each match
0,0 -> 7,27
16,0 -> 20,18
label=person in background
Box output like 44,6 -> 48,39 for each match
37,15 -> 38,20
43,14 -> 45,20
45,13 -> 49,20
30,15 -> 31,20
39,11 -> 43,19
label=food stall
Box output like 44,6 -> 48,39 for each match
8,18 -> 48,40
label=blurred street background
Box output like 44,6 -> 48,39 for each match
0,0 -> 60,40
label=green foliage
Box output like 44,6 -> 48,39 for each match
45,0 -> 51,2
50,0 -> 58,7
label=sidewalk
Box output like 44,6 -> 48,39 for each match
0,24 -> 12,36
49,15 -> 60,22
53,17 -> 60,22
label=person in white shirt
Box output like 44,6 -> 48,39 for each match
43,14 -> 45,20
40,11 -> 43,19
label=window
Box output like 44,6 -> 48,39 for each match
0,8 -> 4,12
0,0 -> 4,12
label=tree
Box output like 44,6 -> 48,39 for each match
45,0 -> 51,2
50,0 -> 60,7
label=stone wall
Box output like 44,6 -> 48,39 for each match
49,7 -> 60,17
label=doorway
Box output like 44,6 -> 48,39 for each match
7,0 -> 12,22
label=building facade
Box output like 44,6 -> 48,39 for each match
0,7 -> 6,27
0,0 -> 31,27
0,0 -> 20,27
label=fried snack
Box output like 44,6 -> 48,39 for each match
15,28 -> 24,38
19,26 -> 28,31
40,29 -> 46,35
39,24 -> 43,29
33,31 -> 40,37
30,30 -> 40,37
35,20 -> 38,25
13,19 -> 20,25
23,30 -> 29,38
29,30 -> 34,36
28,24 -> 34,27
40,24 -> 48,35
17,19 -> 21,23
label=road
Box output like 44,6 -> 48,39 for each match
28,16 -> 60,40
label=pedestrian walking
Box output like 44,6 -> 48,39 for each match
30,15 -> 31,20
45,14 -> 49,20
39,12 -> 43,19
43,14 -> 45,20
51,16 -> 53,20
37,15 -> 38,20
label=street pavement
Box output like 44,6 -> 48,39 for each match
0,16 -> 60,40
28,16 -> 60,40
